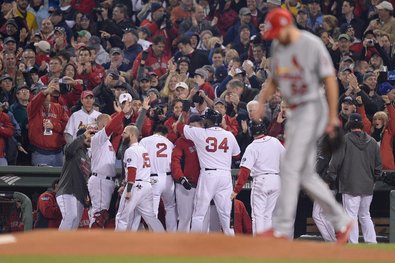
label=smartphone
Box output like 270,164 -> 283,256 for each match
388,70 -> 395,81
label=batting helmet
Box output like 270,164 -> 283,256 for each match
262,8 -> 293,40
204,109 -> 222,126
248,118 -> 270,137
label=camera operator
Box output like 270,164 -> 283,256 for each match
38,57 -> 63,86
95,1 -> 124,38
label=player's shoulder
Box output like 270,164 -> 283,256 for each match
300,30 -> 326,47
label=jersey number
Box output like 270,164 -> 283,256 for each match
156,143 -> 168,157
291,83 -> 308,96
143,153 -> 151,168
205,137 -> 229,153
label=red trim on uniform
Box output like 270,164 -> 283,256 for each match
254,135 -> 266,140
127,167 -> 137,183
232,154 -> 240,161
233,167 -> 251,194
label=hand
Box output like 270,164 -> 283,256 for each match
198,90 -> 206,98
180,177 -> 192,190
355,96 -> 362,105
277,111 -> 286,123
125,192 -> 132,200
325,117 -> 340,139
39,61 -> 47,71
242,60 -> 254,76
382,95 -> 390,104
191,13 -> 198,27
18,63 -> 26,72
83,127 -> 96,139
230,191 -> 237,200
229,93 -> 240,106
141,50 -> 149,61
100,31 -> 111,39
221,116 -> 227,129
168,58 -> 176,73
211,16 -> 218,26
62,76 -> 76,85
122,100 -> 132,113
113,101 -> 122,113
142,96 -> 150,110
17,145 -> 28,154
118,185 -> 125,196
241,120 -> 248,134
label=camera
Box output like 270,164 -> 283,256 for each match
367,39 -> 375,46
59,83 -> 71,94
153,105 -> 164,116
92,7 -> 104,13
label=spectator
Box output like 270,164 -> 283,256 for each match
339,0 -> 366,40
214,98 -> 238,136
87,36 -> 110,66
121,28 -> 143,69
75,47 -> 105,91
171,0 -> 194,28
15,0 -> 38,31
178,4 -> 218,36
103,47 -> 129,73
164,99 -> 183,143
49,7 -> 72,42
3,52 -> 25,88
39,56 -> 62,85
267,100 -> 287,144
38,18 -> 55,44
327,113 -> 381,244
0,101 -> 15,166
64,90 -> 101,144
306,0 -> 324,33
193,68 -> 215,100
366,1 -> 395,43
225,79 -> 258,111
27,80 -> 69,166
361,72 -> 385,119
223,7 -> 257,46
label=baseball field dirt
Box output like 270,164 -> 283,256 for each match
0,230 -> 395,262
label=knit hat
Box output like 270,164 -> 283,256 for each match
151,2 -> 163,13
378,82 -> 394,95
194,68 -> 208,80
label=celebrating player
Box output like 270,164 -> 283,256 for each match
231,119 -> 285,235
257,8 -> 352,243
176,109 -> 241,235
115,125 -> 165,232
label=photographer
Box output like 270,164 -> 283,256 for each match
27,79 -> 69,166
95,2 -> 124,38
38,57 -> 63,86
57,63 -> 84,111
357,30 -> 391,69
76,47 -> 106,91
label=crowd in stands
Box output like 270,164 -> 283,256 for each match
0,0 -> 393,171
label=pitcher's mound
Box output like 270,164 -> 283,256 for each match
0,230 -> 394,261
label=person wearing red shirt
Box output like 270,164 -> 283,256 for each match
76,47 -> 105,91
214,98 -> 239,136
194,68 -> 215,100
131,35 -> 170,79
171,114 -> 203,232
0,106 -> 15,166
164,99 -> 183,143
34,179 -> 62,228
27,80 -> 69,166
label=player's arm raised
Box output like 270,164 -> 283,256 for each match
104,101 -> 132,136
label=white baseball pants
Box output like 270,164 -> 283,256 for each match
151,174 -> 177,232
342,194 -> 377,244
87,175 -> 115,226
191,170 -> 234,236
312,201 -> 336,242
115,181 -> 164,232
273,100 -> 351,238
251,174 -> 280,235
56,194 -> 84,230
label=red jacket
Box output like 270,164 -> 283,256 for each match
268,113 -> 286,144
199,82 -> 215,100
131,46 -> 170,79
171,137 -> 200,187
27,92 -> 69,151
71,0 -> 96,13
222,115 -> 239,136
164,116 -> 179,143
76,64 -> 105,91
233,199 -> 252,235
140,20 -> 175,53
0,112 -> 14,158
35,191 -> 62,228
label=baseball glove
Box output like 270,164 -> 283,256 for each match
322,126 -> 344,154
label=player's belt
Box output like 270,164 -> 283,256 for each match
150,172 -> 171,177
204,168 -> 217,171
135,179 -> 142,181
91,173 -> 115,181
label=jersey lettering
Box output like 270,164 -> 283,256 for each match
142,153 -> 151,168
205,137 -> 229,153
156,143 -> 168,157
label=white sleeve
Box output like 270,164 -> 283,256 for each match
240,145 -> 255,170
124,148 -> 138,168
316,40 -> 335,79
183,125 -> 202,141
91,128 -> 109,146
64,115 -> 75,136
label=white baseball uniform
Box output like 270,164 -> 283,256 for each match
87,126 -> 116,227
139,134 -> 177,232
181,125 -> 240,235
115,143 -> 164,232
239,135 -> 284,235
64,109 -> 101,139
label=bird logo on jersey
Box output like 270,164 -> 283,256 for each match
275,55 -> 304,77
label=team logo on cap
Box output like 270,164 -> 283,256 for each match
280,17 -> 289,26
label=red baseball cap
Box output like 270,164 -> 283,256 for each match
81,90 -> 94,99
262,8 -> 293,40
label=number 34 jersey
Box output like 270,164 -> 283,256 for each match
140,134 -> 174,174
183,126 -> 240,171
270,31 -> 335,105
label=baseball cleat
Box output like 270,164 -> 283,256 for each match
256,229 -> 288,240
335,221 -> 353,245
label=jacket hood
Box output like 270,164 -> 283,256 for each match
348,131 -> 372,150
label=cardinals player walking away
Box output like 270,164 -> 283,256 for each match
115,125 -> 165,232
140,125 -> 177,232
257,8 -> 352,243
232,119 -> 285,235
176,109 -> 241,235
88,100 -> 132,228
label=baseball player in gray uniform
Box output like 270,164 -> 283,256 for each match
257,8 -> 352,244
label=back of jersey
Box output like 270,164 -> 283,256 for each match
124,144 -> 151,182
140,134 -> 174,174
183,126 -> 240,170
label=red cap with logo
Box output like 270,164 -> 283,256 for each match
262,8 -> 293,40
81,90 -> 94,99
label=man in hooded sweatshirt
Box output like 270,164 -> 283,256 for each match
327,113 -> 382,244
